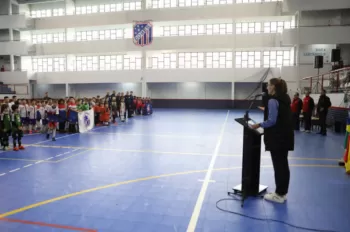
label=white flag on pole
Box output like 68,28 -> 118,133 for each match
78,109 -> 94,133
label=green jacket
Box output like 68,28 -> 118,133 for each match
2,114 -> 11,132
12,113 -> 22,131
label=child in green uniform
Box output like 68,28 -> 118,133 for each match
1,104 -> 11,150
11,104 -> 25,151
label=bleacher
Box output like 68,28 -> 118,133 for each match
0,82 -> 16,94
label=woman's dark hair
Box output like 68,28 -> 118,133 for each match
269,78 -> 288,96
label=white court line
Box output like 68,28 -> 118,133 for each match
35,161 -> 43,164
33,126 -> 105,145
0,173 -> 6,176
23,164 -> 32,168
46,157 -> 53,160
9,168 -> 20,173
87,132 -> 205,138
187,110 -> 229,232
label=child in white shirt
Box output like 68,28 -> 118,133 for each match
27,100 -> 37,134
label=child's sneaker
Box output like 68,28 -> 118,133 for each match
46,134 -> 50,139
52,138 -> 56,141
19,146 -> 25,150
13,147 -> 19,151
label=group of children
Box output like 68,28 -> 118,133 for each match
0,93 -> 153,151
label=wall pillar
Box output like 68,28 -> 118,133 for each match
65,83 -> 69,97
141,50 -> 147,97
10,55 -> 15,71
8,0 -> 12,15
9,29 -> 13,41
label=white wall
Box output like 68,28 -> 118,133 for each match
298,44 -> 336,64
0,71 -> 28,84
300,10 -> 342,27
0,15 -> 26,29
71,83 -> 142,98
310,93 -> 345,107
33,83 -> 142,98
33,84 -> 65,98
31,67 -> 304,84
283,0 -> 350,12
147,82 -> 231,99
0,41 -> 28,55
283,27 -> 350,46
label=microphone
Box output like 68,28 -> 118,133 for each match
244,92 -> 266,121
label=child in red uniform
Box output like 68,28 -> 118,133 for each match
46,100 -> 59,141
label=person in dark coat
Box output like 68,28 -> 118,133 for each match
317,89 -> 332,136
290,92 -> 303,130
251,78 -> 294,204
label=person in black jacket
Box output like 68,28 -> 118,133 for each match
317,89 -> 332,136
251,78 -> 294,204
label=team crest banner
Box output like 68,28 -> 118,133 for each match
133,21 -> 153,47
78,109 -> 94,133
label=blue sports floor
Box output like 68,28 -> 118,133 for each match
0,109 -> 348,232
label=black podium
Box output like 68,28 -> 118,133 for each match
231,117 -> 267,206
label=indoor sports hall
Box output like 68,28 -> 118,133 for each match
1,0 -> 350,232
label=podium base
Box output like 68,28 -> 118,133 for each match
229,184 -> 268,207
232,184 -> 268,195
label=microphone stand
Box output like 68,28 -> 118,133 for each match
244,94 -> 261,122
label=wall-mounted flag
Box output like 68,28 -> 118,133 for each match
133,21 -> 153,47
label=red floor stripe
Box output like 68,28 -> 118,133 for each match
0,217 -> 97,232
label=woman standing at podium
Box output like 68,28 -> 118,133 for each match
251,78 -> 294,204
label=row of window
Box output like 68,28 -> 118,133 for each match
149,0 -> 280,8
76,55 -> 142,71
32,33 -> 65,44
236,21 -> 292,34
235,51 -> 291,68
30,21 -> 292,44
32,58 -> 66,72
31,51 -> 292,72
31,9 -> 65,18
30,0 -> 282,18
75,2 -> 142,14
159,21 -> 292,36
76,29 -> 132,41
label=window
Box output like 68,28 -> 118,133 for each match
264,21 -> 292,34
80,55 -> 141,71
148,53 -> 177,69
32,32 -> 65,44
235,51 -> 261,68
178,52 -> 204,69
76,56 -> 98,71
32,57 -> 66,72
263,50 -> 291,67
160,23 -> 233,37
236,0 -> 281,3
76,1 -> 141,15
31,8 -> 64,18
206,52 -> 232,68
53,8 -> 65,16
76,29 -> 126,41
